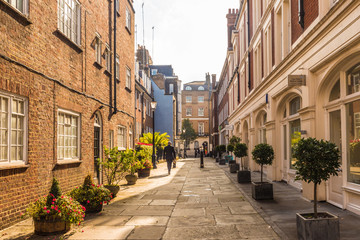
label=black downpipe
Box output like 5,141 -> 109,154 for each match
113,0 -> 117,114
108,1 -> 113,120
247,2 -> 251,90
237,70 -> 240,103
298,0 -> 305,29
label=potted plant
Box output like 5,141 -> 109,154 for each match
70,175 -> 112,213
227,144 -> 235,164
136,145 -> 153,178
293,138 -> 341,240
234,143 -> 250,182
251,143 -> 274,200
228,136 -> 240,165
214,145 -> 220,162
218,144 -> 227,165
25,178 -> 85,235
123,149 -> 141,185
97,146 -> 127,197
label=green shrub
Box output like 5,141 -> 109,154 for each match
234,143 -> 248,170
252,143 -> 274,183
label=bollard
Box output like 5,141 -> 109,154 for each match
200,150 -> 204,168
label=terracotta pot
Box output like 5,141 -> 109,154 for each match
34,217 -> 70,235
125,174 -> 138,185
138,168 -> 151,178
104,185 -> 120,197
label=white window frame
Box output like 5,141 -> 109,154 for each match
198,107 -> 204,117
198,123 -> 204,135
57,109 -> 80,161
185,86 -> 192,90
94,33 -> 102,65
0,92 -> 27,165
198,86 -> 205,91
198,96 -> 204,103
57,0 -> 81,45
186,108 -> 192,116
109,130 -> 114,149
104,43 -> 111,72
126,66 -> 131,89
151,69 -> 158,75
116,55 -> 120,80
6,0 -> 28,14
186,96 -> 192,103
169,84 -> 174,94
117,125 -> 127,150
126,7 -> 131,32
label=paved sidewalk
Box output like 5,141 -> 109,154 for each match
0,158 -> 279,240
217,160 -> 360,240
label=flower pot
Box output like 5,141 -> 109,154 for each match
229,163 -> 239,173
237,170 -> 251,183
228,160 -> 236,164
104,185 -> 120,197
82,202 -> 103,213
125,174 -> 138,185
252,182 -> 273,200
34,217 -> 70,235
296,212 -> 340,240
219,159 -> 226,165
215,157 -> 219,162
138,168 -> 151,178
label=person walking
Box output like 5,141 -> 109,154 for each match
164,141 -> 176,175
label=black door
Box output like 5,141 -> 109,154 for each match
94,126 -> 100,181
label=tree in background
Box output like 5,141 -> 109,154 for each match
229,136 -> 241,145
180,119 -> 197,149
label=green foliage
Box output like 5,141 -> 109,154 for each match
46,178 -> 62,206
293,138 -> 340,218
293,138 -> 340,185
122,149 -> 140,175
140,132 -> 170,151
219,145 -> 226,153
227,144 -> 234,153
252,143 -> 274,182
25,178 -> 85,225
229,136 -> 241,145
180,119 -> 197,146
98,146 -> 128,186
70,175 -> 112,209
234,143 -> 248,158
136,145 -> 153,170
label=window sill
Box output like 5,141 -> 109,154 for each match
125,87 -> 132,93
104,69 -> 112,76
0,0 -> 32,26
56,160 -> 82,166
54,29 -> 83,53
125,26 -> 131,35
94,61 -> 103,69
0,163 -> 30,170
343,186 -> 360,194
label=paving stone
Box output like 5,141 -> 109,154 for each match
168,216 -> 216,227
205,206 -> 232,216
171,208 -> 205,217
215,214 -> 266,225
127,226 -> 166,239
141,194 -> 179,200
162,226 -> 241,239
68,226 -> 134,239
125,216 -> 169,226
121,206 -> 174,216
150,200 -> 177,205
85,215 -> 131,226
229,203 -> 257,214
236,224 -> 280,239
218,196 -> 245,203
116,199 -> 152,205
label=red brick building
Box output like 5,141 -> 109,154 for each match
0,0 -> 135,229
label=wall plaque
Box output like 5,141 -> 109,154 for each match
288,75 -> 306,86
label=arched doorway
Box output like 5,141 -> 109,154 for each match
94,112 -> 102,184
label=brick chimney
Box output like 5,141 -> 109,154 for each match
226,9 -> 239,49
212,74 -> 217,89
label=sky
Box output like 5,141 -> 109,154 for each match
133,0 -> 240,84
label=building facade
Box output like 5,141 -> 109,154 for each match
0,0 -> 135,228
182,76 -> 212,156
226,0 -> 360,215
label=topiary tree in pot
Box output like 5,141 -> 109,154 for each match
227,144 -> 235,164
234,143 -> 250,182
293,137 -> 341,240
251,143 -> 274,200
218,144 -> 227,165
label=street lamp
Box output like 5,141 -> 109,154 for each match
151,100 -> 157,169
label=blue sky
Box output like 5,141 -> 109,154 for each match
134,0 -> 239,84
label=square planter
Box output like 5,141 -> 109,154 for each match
228,160 -> 236,164
219,159 -> 226,165
215,157 -> 219,163
296,212 -> 340,240
229,163 -> 239,173
237,170 -> 251,183
252,182 -> 273,200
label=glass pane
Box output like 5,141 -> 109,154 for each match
12,100 -> 17,113
59,113 -> 64,124
1,146 -> 7,161
60,125 -> 64,135
283,125 -> 287,160
290,119 -> 301,169
11,116 -> 16,129
1,113 -> 7,128
330,110 -> 341,154
2,130 -> 7,145
290,97 -> 301,115
59,136 -> 64,147
11,131 -> 17,145
329,80 -> 340,102
18,101 -> 24,114
18,117 -> 23,130
347,100 -> 360,184
2,98 -> 8,112
17,146 -> 23,161
11,146 -> 16,160
18,131 -> 23,145
347,63 -> 360,95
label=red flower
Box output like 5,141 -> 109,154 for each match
53,198 -> 56,201
87,200 -> 90,203
46,210 -> 50,214
43,206 -> 47,210
51,206 -> 54,209
58,210 -> 61,213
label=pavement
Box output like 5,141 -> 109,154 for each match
1,157 -> 360,239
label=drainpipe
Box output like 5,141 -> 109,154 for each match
247,1 -> 251,90
113,0 -> 118,114
108,1 -> 113,120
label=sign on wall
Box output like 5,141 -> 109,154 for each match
288,75 -> 306,86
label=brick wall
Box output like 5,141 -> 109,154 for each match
291,0 -> 319,44
0,0 -> 135,229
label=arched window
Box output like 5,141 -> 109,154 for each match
258,112 -> 267,144
347,63 -> 360,95
289,97 -> 301,115
198,86 -> 205,91
185,86 -> 192,90
329,80 -> 340,102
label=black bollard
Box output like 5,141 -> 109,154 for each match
200,150 -> 204,168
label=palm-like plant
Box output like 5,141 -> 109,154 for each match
140,132 -> 170,154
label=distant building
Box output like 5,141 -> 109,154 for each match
210,74 -> 218,152
182,74 -> 212,156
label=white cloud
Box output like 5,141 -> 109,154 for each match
134,0 -> 239,84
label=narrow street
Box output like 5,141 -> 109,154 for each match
1,158 -> 279,240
